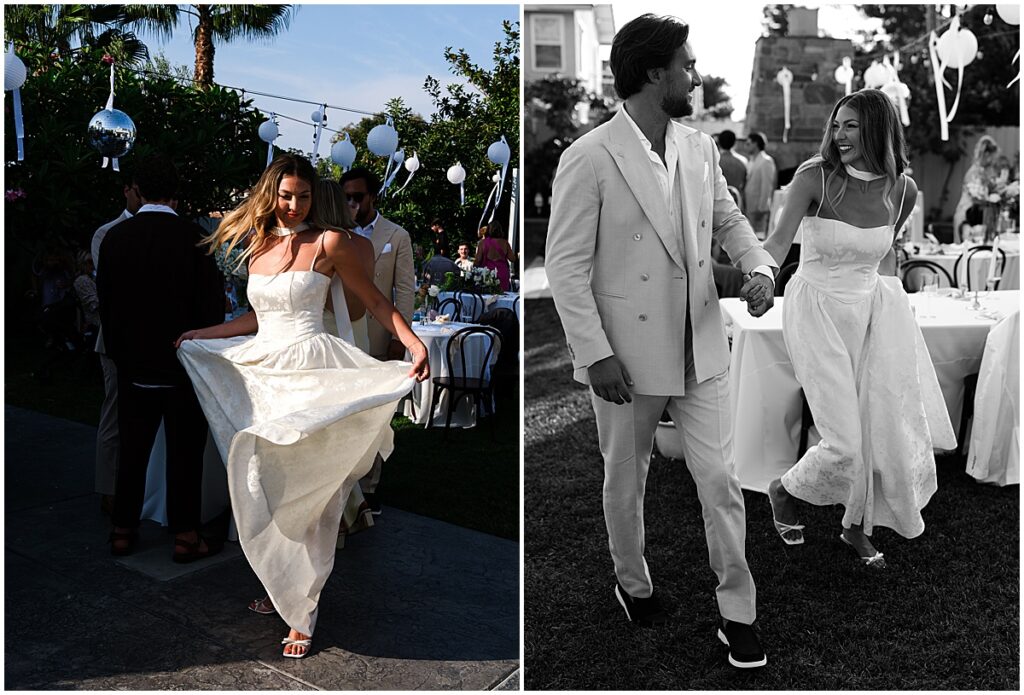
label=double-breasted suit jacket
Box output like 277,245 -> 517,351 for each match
546,109 -> 776,396
365,215 -> 415,359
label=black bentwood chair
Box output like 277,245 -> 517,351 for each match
427,325 -> 502,438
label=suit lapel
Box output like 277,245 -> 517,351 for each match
674,124 -> 705,275
604,110 -> 686,271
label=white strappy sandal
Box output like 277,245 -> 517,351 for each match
767,480 -> 805,545
839,533 -> 886,569
281,635 -> 312,659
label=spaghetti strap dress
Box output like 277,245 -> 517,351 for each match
781,170 -> 956,538
177,231 -> 414,635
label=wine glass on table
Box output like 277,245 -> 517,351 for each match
920,273 -> 938,319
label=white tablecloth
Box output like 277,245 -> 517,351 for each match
966,309 -> 1020,486
908,240 -> 1020,290
438,291 -> 520,322
712,290 -> 1020,492
405,321 -> 498,428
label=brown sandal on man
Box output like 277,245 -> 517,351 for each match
108,529 -> 138,556
172,535 -> 223,564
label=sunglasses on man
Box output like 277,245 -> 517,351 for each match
346,192 -> 366,203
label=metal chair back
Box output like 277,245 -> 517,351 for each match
900,259 -> 955,292
436,297 -> 462,321
953,245 -> 1007,291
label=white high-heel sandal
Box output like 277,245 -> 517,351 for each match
839,533 -> 886,569
767,481 -> 805,545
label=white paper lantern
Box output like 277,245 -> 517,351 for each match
404,152 -> 420,172
331,137 -> 356,169
5,48 -> 26,91
257,119 -> 279,143
937,23 -> 978,68
997,4 -> 1021,25
863,61 -> 891,88
446,163 -> 466,185
834,60 -> 853,85
487,138 -> 511,166
367,122 -> 398,156
310,109 -> 327,125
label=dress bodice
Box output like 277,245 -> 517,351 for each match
247,271 -> 330,341
794,217 -> 894,302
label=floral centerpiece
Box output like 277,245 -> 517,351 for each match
438,267 -> 502,294
966,173 -> 1020,239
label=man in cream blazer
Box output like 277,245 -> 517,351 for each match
341,167 -> 415,361
546,14 -> 777,670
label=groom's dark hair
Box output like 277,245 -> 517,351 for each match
134,155 -> 179,202
609,14 -> 690,100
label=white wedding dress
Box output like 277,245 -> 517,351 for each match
781,174 -> 956,539
177,239 -> 414,636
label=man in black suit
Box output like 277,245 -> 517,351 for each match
97,155 -> 226,562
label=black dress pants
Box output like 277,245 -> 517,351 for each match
111,376 -> 208,533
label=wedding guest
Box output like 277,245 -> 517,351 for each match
953,135 -> 1001,243
92,176 -> 143,513
717,129 -> 748,202
744,131 -> 777,237
97,155 -> 225,562
455,243 -> 474,273
475,221 -> 517,292
175,153 -> 429,658
72,251 -> 100,347
762,89 -> 956,568
430,218 -> 449,257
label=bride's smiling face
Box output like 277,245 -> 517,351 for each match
831,105 -> 867,171
275,175 -> 312,227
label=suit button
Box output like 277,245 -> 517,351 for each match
641,273 -> 649,281
698,260 -> 705,267
701,220 -> 707,228
638,314 -> 647,321
633,233 -> 642,241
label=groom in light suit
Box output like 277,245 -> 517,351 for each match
546,14 -> 777,669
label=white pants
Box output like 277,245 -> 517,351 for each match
95,353 -> 119,495
591,362 -> 756,624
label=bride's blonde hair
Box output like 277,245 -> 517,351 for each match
203,153 -> 319,270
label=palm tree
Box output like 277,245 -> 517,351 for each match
4,5 -> 153,64
120,4 -> 295,89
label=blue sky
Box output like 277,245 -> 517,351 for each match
144,4 -> 518,152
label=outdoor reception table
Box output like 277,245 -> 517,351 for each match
405,320 -> 499,428
907,238 -> 1020,290
707,289 -> 1020,493
438,291 -> 520,322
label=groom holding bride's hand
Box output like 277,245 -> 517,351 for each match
546,13 -> 777,670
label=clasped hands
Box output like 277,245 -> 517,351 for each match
739,273 -> 775,317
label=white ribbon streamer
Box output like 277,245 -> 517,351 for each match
266,112 -> 276,167
12,85 -> 24,161
103,62 -> 118,171
776,67 -> 792,143
476,179 -> 499,233
396,151 -> 419,194
929,32 -> 950,142
1009,49 -> 1020,88
382,148 -> 405,195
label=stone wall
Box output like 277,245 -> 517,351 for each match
744,35 -> 855,172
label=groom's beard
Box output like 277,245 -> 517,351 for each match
661,93 -> 694,119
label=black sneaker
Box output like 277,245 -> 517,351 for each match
717,618 -> 767,668
614,582 -> 668,627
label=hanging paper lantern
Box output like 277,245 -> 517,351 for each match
997,4 -> 1020,25
833,57 -> 854,96
396,151 -> 420,194
487,138 -> 511,166
88,108 -> 136,160
863,61 -> 891,89
446,162 -> 466,185
258,119 -> 279,142
331,135 -> 356,170
5,43 -> 27,161
936,21 -> 978,69
310,109 -> 327,125
367,121 -> 398,156
447,162 -> 466,205
5,47 -> 26,91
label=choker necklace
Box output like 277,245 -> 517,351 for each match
270,222 -> 309,237
844,164 -> 883,181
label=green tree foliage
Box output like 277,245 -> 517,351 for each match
762,5 -> 793,37
4,43 -> 267,269
4,4 -> 157,65
322,20 -> 520,252
701,74 -> 734,119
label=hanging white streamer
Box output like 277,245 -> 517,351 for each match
491,135 -> 510,220
396,151 -> 419,193
776,67 -> 792,144
103,62 -> 119,171
1009,49 -> 1020,88
310,103 -> 326,166
266,112 -> 276,167
382,148 -> 405,193
890,53 -> 910,126
476,179 -> 499,233
929,32 -> 950,142
12,85 -> 24,161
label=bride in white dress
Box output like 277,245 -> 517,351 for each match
759,90 -> 955,568
174,154 -> 429,658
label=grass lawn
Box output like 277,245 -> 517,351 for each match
524,297 -> 1019,690
5,316 -> 518,540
